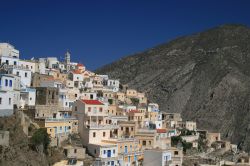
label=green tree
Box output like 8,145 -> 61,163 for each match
130,98 -> 139,106
31,128 -> 50,153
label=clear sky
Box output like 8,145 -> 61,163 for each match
0,0 -> 250,70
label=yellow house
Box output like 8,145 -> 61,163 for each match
117,121 -> 136,138
107,104 -> 119,116
115,92 -> 125,102
127,110 -> 144,129
45,118 -> 78,146
102,138 -> 143,165
126,89 -> 138,97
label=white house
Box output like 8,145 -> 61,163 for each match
0,74 -> 20,116
107,79 -> 120,92
0,43 -> 19,58
7,66 -> 32,87
46,57 -> 59,69
20,88 -> 36,108
37,58 -> 46,74
19,60 -> 36,73
88,143 -> 119,166
80,91 -> 97,100
0,56 -> 19,66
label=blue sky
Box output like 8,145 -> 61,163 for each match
0,0 -> 250,70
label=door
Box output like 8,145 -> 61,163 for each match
107,150 -> 111,157
125,146 -> 128,153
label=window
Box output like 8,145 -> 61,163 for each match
142,141 -> 146,146
103,150 -> 106,154
16,72 -> 19,76
0,97 -> 2,104
75,94 -> 77,97
14,61 -> 17,65
5,79 -> 8,86
9,80 -> 12,87
6,60 -> 9,65
99,107 -> 103,112
25,72 -> 28,77
26,65 -> 29,69
30,97 -> 32,101
113,149 -> 115,154
174,151 -> 178,155
9,98 -> 11,105
149,141 -> 151,145
131,127 -> 134,131
93,132 -> 96,137
74,149 -> 77,153
75,107 -> 77,112
88,107 -> 91,112
103,132 -> 106,137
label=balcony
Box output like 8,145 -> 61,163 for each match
45,117 -> 77,122
120,151 -> 144,156
87,124 -> 119,130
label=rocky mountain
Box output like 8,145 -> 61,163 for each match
96,24 -> 250,151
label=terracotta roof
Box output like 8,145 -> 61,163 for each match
128,110 -> 141,113
156,129 -> 167,133
72,70 -> 82,74
81,100 -> 103,105
77,63 -> 84,67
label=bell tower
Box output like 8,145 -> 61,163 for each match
65,51 -> 71,71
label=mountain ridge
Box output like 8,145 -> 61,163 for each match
96,24 -> 250,151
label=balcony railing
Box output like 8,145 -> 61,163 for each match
87,124 -> 119,130
46,117 -> 77,122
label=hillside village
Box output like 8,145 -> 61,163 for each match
0,43 -> 250,166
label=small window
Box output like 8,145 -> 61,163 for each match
25,72 -> 28,77
142,141 -> 146,146
103,132 -> 106,137
74,149 -> 77,153
0,97 -> 2,104
99,107 -> 103,112
30,97 -> 32,100
93,132 -> 96,137
9,98 -> 11,105
88,107 -> 91,112
174,151 -> 178,155
103,150 -> 106,154
121,127 -> 123,130
9,80 -> 12,87
113,149 -> 115,154
5,79 -> 8,86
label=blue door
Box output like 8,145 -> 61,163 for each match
107,150 -> 111,157
111,161 -> 114,166
125,146 -> 128,153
